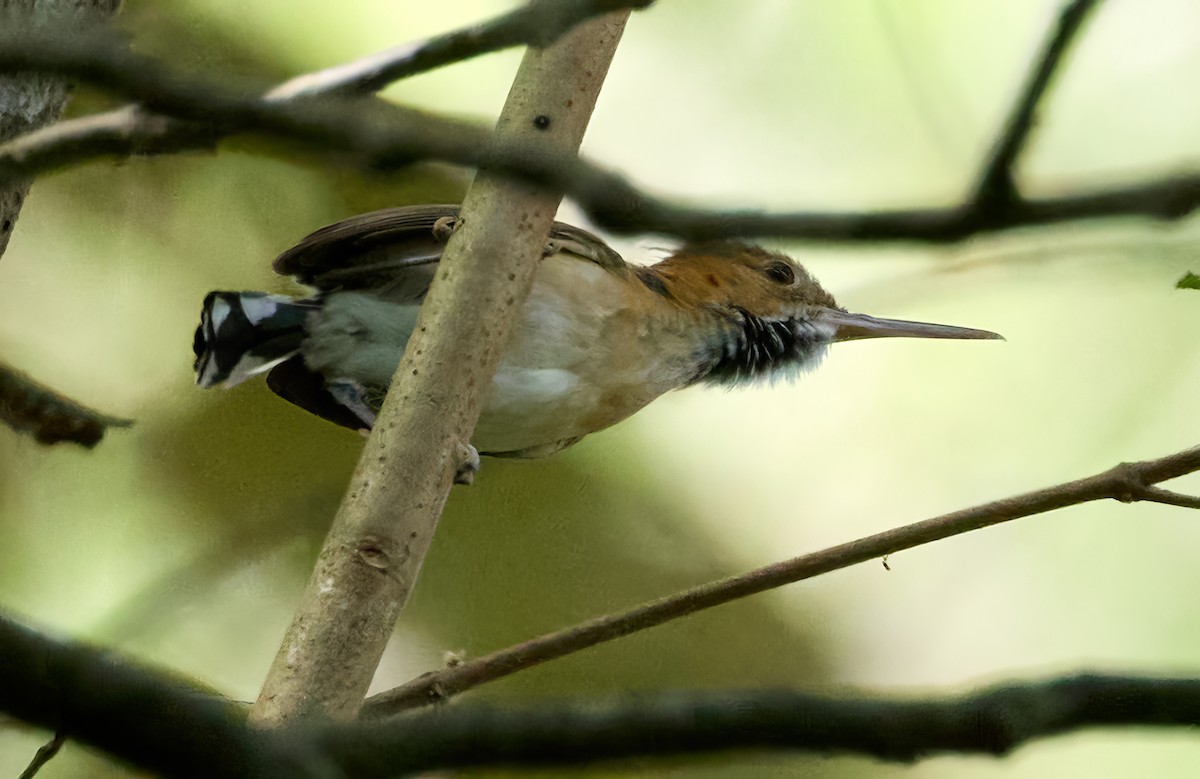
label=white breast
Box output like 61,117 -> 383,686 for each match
472,258 -> 620,453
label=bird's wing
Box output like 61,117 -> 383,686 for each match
266,356 -> 369,432
273,204 -> 626,301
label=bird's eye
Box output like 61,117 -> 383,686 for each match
765,262 -> 795,285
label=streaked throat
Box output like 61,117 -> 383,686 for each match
693,308 -> 833,386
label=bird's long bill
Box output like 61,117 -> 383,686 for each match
816,308 -> 1003,342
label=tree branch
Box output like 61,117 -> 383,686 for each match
0,0 -> 655,171
0,611 -> 313,778
333,675 -> 1200,770
0,0 -> 655,193
364,445 -> 1200,715
0,0 -> 122,255
2,2 -> 1198,243
972,0 -> 1098,211
0,362 -> 131,447
17,732 -> 65,779
5,610 -> 1200,773
0,0 -> 124,446
266,0 -> 654,100
247,12 -> 633,724
4,614 -> 1200,774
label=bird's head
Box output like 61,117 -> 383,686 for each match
649,242 -> 1002,384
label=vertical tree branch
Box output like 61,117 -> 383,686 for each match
249,13 -> 632,723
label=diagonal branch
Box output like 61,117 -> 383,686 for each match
363,445 -> 1200,715
0,362 -> 131,447
0,0 -> 655,192
971,0 -> 1099,211
247,11 -> 634,725
266,0 -> 654,100
18,732 -> 65,779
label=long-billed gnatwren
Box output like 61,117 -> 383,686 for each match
194,204 -> 1000,459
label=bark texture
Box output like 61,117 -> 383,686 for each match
250,11 -> 632,723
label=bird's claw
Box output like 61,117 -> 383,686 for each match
454,442 -> 480,485
432,216 -> 459,243
328,379 -> 378,429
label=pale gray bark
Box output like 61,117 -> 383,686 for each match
249,11 -> 633,723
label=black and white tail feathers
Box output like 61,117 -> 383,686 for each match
193,292 -> 314,388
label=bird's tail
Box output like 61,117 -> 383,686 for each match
193,291 -> 314,389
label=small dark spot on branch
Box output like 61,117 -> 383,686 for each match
356,539 -> 391,571
532,114 -> 551,130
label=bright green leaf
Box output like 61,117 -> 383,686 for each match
1176,272 -> 1200,290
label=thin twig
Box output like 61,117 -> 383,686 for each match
0,0 -> 655,192
972,0 -> 1099,210
1132,487 -> 1200,510
18,731 -> 65,779
363,445 -> 1200,715
266,0 -> 654,100
2,5 -> 1199,243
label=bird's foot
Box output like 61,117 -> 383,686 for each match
454,442 -> 480,485
432,215 -> 459,243
328,379 -> 378,430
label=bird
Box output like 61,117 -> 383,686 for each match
194,203 -> 1000,466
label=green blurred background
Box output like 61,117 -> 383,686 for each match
3,0 -> 1200,775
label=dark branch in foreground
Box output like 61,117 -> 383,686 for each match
0,362 -> 131,447
365,444 -> 1200,714
0,612 -> 303,777
3,610 -> 1200,774
0,0 -> 656,205
2,1 -> 1199,242
339,675 -> 1200,770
